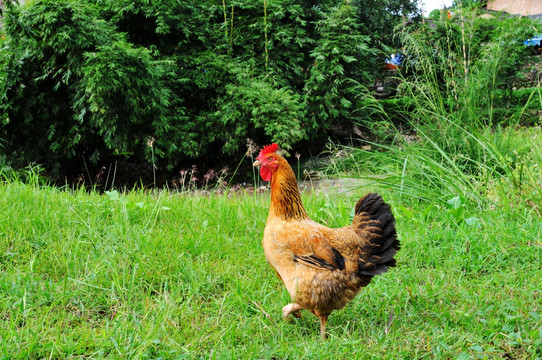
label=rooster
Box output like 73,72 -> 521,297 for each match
253,143 -> 400,338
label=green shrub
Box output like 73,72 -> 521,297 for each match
0,0 -> 168,176
326,4 -> 542,208
399,6 -> 539,126
0,0 -> 421,180
216,79 -> 306,155
305,3 -> 375,132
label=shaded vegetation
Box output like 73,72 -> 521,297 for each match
0,0 -> 421,181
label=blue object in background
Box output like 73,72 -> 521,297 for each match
385,52 -> 405,66
524,35 -> 542,47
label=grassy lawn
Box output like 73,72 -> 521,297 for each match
0,179 -> 540,359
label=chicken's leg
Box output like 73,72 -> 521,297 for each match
318,313 -> 329,339
282,303 -> 303,319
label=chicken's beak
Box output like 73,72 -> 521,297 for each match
253,160 -> 262,167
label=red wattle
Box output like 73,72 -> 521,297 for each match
260,166 -> 272,182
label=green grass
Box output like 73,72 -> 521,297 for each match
0,179 -> 541,359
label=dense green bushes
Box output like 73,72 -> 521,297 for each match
0,0 -> 169,175
3,0 -> 538,188
0,0 -> 420,179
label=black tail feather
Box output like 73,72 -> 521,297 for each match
353,193 -> 400,277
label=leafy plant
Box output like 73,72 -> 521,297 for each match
324,4 -> 542,209
0,0 -> 422,181
216,79 -> 306,155
0,0 -> 169,177
305,3 -> 375,133
399,5 -> 539,127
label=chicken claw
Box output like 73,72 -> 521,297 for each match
282,303 -> 303,320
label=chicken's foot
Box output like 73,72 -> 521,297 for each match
282,303 -> 303,320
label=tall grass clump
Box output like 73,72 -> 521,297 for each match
328,5 -> 542,209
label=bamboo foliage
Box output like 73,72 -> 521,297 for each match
0,0 -> 421,177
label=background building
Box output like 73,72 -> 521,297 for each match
488,0 -> 542,16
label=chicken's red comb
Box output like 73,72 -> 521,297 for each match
257,143 -> 279,160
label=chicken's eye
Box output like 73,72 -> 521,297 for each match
268,156 -> 273,162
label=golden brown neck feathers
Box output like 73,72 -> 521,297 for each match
269,157 -> 308,221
